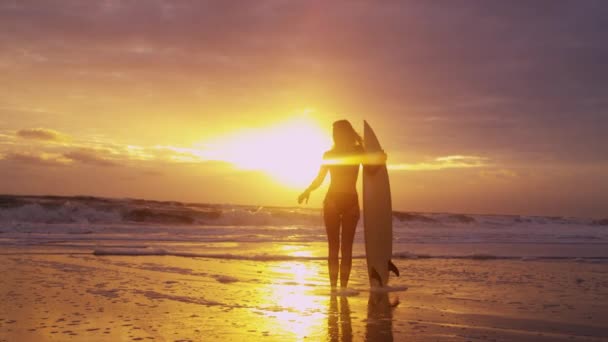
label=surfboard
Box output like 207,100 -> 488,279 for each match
363,120 -> 399,287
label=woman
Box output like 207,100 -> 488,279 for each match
298,120 -> 364,288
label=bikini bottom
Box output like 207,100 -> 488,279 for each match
323,192 -> 360,220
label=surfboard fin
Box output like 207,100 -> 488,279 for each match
388,260 -> 399,277
370,267 -> 383,287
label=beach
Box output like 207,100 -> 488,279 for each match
1,255 -> 607,341
1,196 -> 607,341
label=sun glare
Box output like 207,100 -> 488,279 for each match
199,116 -> 332,188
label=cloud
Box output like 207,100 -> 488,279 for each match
16,128 -> 66,141
2,152 -> 69,166
389,155 -> 489,171
2,129 -> 245,170
151,145 -> 205,163
141,170 -> 163,176
479,169 -> 519,180
63,148 -> 118,167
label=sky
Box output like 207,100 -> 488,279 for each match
1,1 -> 607,217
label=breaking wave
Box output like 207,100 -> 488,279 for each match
0,195 -> 603,227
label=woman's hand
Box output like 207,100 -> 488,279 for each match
298,190 -> 310,204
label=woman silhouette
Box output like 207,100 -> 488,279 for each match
298,120 -> 364,288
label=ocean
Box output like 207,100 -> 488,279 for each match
1,195 -> 607,261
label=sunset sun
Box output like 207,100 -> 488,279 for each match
199,116 -> 332,188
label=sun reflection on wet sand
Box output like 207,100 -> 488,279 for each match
328,295 -> 353,342
256,261 -> 330,341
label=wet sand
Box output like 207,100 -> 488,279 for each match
1,254 -> 607,341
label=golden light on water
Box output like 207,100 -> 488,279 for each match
198,116 -> 332,188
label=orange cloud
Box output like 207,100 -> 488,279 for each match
63,148 -> 118,167
479,168 -> 519,180
389,155 -> 489,171
3,152 -> 69,166
16,128 -> 66,142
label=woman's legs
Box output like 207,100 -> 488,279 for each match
325,193 -> 359,288
324,203 -> 341,288
339,208 -> 359,288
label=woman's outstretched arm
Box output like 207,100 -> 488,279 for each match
298,165 -> 328,204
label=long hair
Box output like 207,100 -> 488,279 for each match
332,120 -> 363,150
